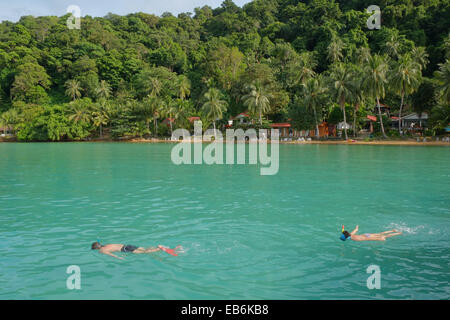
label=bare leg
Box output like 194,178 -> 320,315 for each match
132,247 -> 160,254
143,247 -> 161,253
384,232 -> 402,238
380,229 -> 398,235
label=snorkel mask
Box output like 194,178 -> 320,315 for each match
340,225 -> 349,241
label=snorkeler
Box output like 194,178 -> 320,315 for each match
340,225 -> 402,242
91,242 -> 162,260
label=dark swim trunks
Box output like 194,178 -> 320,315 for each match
121,245 -> 138,253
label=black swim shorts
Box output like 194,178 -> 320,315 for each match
121,245 -> 138,253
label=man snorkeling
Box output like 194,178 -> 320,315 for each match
340,225 -> 402,242
91,242 -> 162,260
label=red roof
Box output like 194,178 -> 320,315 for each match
188,117 -> 200,122
271,123 -> 291,128
163,118 -> 175,123
367,115 -> 377,122
231,112 -> 249,120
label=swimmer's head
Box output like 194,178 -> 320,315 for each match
91,242 -> 102,250
340,231 -> 351,241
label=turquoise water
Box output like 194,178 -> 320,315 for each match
0,142 -> 449,300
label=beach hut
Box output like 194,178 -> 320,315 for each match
0,126 -> 13,137
309,122 -> 330,138
271,123 -> 291,137
229,112 -> 251,126
374,103 -> 391,117
399,113 -> 428,129
366,115 -> 377,133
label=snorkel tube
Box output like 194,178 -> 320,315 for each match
340,225 -> 348,241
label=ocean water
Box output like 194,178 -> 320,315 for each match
0,142 -> 449,300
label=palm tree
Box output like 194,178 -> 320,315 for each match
177,75 -> 191,100
356,47 -> 371,65
349,66 -> 366,138
390,55 -> 422,134
92,104 -> 110,138
138,96 -> 165,135
292,52 -> 317,87
0,109 -> 19,135
201,88 -> 228,138
362,54 -> 390,138
327,36 -> 344,64
242,83 -> 272,125
329,63 -> 355,140
435,59 -> 450,104
161,100 -> 178,136
411,47 -> 429,71
65,79 -> 82,101
301,76 -> 328,137
68,101 -> 92,124
95,80 -> 112,101
385,34 -> 401,59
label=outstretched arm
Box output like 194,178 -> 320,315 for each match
351,225 -> 359,236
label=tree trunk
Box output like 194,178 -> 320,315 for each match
99,124 -> 103,139
398,90 -> 404,135
377,97 -> 387,138
341,98 -> 348,140
259,110 -> 262,126
213,121 -> 217,140
313,107 -> 319,137
170,121 -> 173,136
353,104 -> 358,138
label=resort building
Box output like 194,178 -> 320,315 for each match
229,112 -> 251,126
0,126 -> 13,137
374,103 -> 391,117
270,123 -> 298,138
391,113 -> 429,132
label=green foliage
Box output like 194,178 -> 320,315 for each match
0,0 -> 448,140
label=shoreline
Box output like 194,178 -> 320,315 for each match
1,137 -> 449,146
126,137 -> 450,146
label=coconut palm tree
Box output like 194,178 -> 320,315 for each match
161,99 -> 178,136
411,47 -> 429,71
385,34 -> 401,59
362,54 -> 390,138
201,88 -> 228,138
356,47 -> 371,65
390,55 -> 422,134
177,75 -> 191,100
0,108 -> 19,135
435,59 -> 450,104
242,83 -> 272,125
92,104 -> 110,138
95,80 -> 112,101
349,65 -> 366,138
294,52 -> 317,86
65,79 -> 82,101
138,96 -> 165,135
329,63 -> 355,140
327,36 -> 344,64
301,76 -> 328,137
68,101 -> 92,124
147,77 -> 162,98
